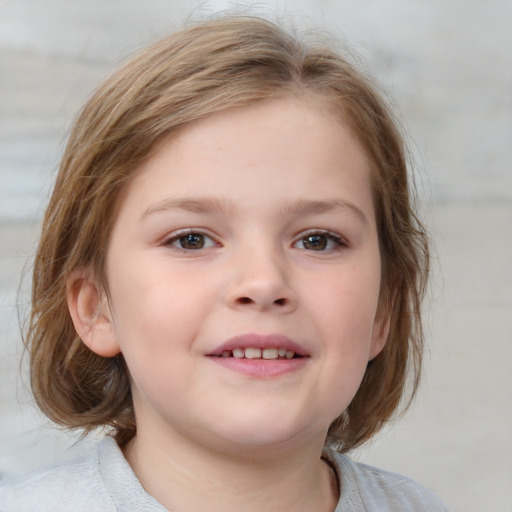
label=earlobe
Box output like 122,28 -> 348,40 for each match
67,270 -> 121,357
369,310 -> 391,361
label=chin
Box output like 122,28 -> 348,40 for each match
206,415 -> 323,454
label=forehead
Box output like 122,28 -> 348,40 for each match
117,95 -> 375,223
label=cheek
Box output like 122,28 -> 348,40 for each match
303,262 -> 382,371
311,263 -> 381,327
107,259 -> 218,353
106,271 -> 199,398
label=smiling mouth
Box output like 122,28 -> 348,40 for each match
216,348 -> 303,360
207,335 -> 309,377
207,334 -> 309,365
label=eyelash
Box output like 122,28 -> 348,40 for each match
293,230 -> 348,252
163,230 -> 218,252
162,229 -> 348,253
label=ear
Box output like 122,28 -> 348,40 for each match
67,269 -> 121,357
369,305 -> 391,361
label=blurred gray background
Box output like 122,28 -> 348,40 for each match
1,1 -> 511,510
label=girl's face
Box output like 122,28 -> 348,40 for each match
97,95 -> 388,453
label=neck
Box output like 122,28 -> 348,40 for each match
123,425 -> 339,512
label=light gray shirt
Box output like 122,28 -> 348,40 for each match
0,437 -> 449,511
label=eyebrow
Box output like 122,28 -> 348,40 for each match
141,196 -> 369,226
141,196 -> 233,220
282,198 -> 370,226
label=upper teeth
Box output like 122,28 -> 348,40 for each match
223,348 -> 295,359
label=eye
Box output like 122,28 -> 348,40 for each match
165,231 -> 217,251
294,231 -> 346,251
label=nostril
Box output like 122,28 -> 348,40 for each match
235,297 -> 287,306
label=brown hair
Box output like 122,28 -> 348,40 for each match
24,15 -> 429,451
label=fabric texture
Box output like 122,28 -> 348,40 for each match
1,437 -> 449,511
322,445 -> 450,511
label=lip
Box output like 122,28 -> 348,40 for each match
206,333 -> 310,378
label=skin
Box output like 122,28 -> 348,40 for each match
68,94 -> 389,511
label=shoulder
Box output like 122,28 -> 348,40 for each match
323,446 -> 450,512
0,439 -> 114,512
0,437 -> 166,512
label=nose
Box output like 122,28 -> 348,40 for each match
224,248 -> 297,313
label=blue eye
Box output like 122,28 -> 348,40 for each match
166,232 -> 217,251
295,232 -> 345,251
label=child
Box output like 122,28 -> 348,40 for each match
1,15 -> 449,511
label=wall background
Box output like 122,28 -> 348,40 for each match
1,1 -> 511,510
